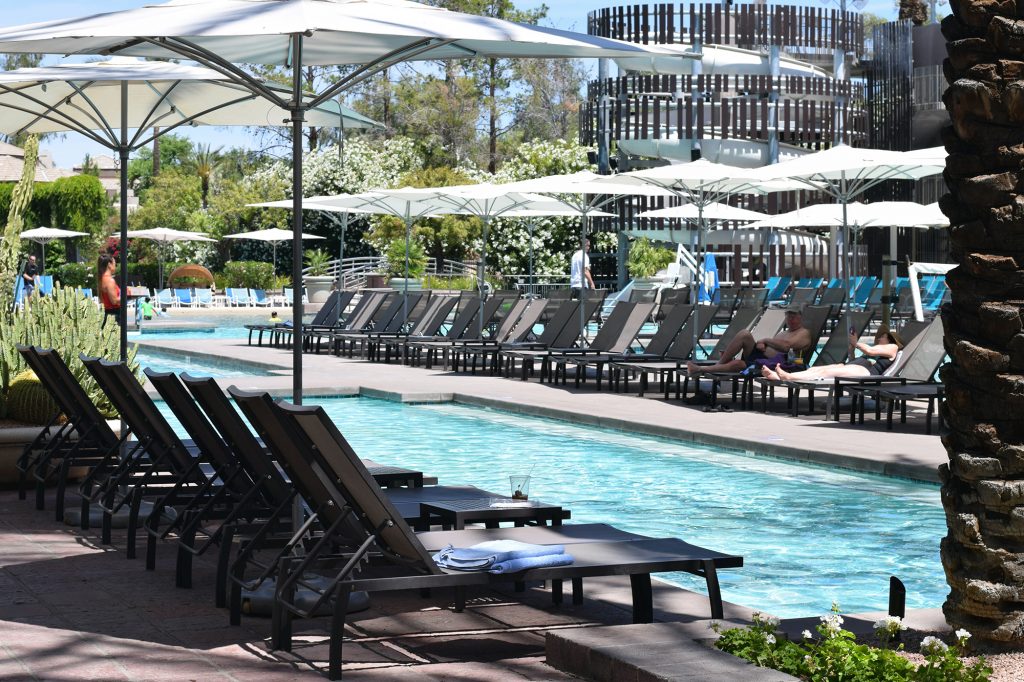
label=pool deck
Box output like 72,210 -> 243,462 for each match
139,335 -> 948,484
0,333 -> 952,680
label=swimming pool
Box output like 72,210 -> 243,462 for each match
156,396 -> 945,618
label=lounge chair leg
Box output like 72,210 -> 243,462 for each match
329,584 -> 353,681
552,579 -> 563,605
215,525 -> 235,609
272,557 -> 295,651
126,489 -> 143,559
629,574 -> 654,624
454,585 -> 466,612
572,578 -> 583,605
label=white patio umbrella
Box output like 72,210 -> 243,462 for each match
18,227 -> 89,274
426,183 -> 608,337
224,228 -> 325,276
0,56 -> 377,360
604,160 -> 812,353
0,0 -> 686,403
124,227 -> 217,289
637,202 -> 767,223
498,171 -> 675,343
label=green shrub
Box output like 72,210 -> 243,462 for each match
6,369 -> 59,425
384,238 -> 427,279
421,274 -> 502,291
222,260 -> 276,289
713,607 -> 991,682
54,262 -> 93,289
626,237 -> 675,278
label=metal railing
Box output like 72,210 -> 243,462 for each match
303,256 -> 478,289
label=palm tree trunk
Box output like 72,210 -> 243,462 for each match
942,2 -> 1024,644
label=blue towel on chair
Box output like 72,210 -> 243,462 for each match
434,540 -> 566,571
489,553 -> 574,574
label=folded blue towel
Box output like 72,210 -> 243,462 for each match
489,553 -> 574,574
434,540 -> 567,571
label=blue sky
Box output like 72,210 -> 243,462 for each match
7,0 -> 901,168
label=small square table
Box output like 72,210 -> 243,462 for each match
418,498 -> 569,531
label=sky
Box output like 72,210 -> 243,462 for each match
5,0 -> 901,169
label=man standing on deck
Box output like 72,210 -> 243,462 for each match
570,238 -> 595,298
21,255 -> 38,300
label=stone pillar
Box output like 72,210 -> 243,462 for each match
941,1 -> 1024,644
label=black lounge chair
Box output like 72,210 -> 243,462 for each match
245,290 -> 352,346
609,304 -> 720,398
226,388 -> 742,680
546,301 -> 657,389
753,309 -> 875,415
499,298 -> 603,380
404,296 -> 507,368
331,290 -> 428,357
16,346 -> 126,520
450,297 -> 549,374
370,294 -> 460,363
79,356 -> 212,553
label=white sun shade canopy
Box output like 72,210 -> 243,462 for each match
247,196 -> 377,213
754,145 -> 946,184
224,228 -> 325,242
0,57 -> 379,137
612,158 -> 814,195
638,202 -> 767,222
499,171 -> 676,198
0,0 -> 688,65
124,227 -> 217,243
19,226 -> 90,242
744,201 -> 949,231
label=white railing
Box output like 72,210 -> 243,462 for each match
303,256 -> 479,289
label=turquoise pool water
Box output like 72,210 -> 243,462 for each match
156,396 -> 945,618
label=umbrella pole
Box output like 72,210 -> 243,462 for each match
403,207 -> 411,326
272,242 -> 277,277
528,218 -> 536,296
336,212 -> 348,328
290,34 -> 306,405
579,212 -> 588,346
118,81 -> 129,361
479,216 -> 490,338
692,202 -> 704,359
40,241 -> 45,276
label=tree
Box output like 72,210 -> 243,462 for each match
128,134 -> 194,191
940,0 -> 1024,646
79,155 -> 100,177
511,57 -> 585,144
191,143 -> 223,210
393,72 -> 482,167
368,167 -> 482,264
129,170 -> 203,232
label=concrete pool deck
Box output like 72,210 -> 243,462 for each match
138,334 -> 948,484
0,331 -> 952,680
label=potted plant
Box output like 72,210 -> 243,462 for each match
627,237 -> 676,290
384,238 -> 428,291
303,249 -> 335,303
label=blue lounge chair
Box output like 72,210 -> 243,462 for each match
228,288 -> 251,306
764,276 -> 790,302
250,288 -> 271,306
155,288 -> 174,307
195,288 -> 213,307
173,288 -> 195,307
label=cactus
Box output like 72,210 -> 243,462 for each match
6,370 -> 59,426
1,134 -> 40,314
0,284 -> 139,418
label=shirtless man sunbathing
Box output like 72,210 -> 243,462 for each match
686,305 -> 812,375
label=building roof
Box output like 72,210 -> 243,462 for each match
0,141 -> 78,183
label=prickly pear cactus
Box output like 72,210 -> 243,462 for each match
6,370 -> 58,426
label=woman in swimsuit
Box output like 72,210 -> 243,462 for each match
98,254 -> 121,327
760,326 -> 904,381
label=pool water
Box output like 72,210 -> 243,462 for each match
156,396 -> 946,618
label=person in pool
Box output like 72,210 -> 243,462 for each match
760,325 -> 904,381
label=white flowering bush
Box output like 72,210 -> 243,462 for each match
713,605 -> 991,681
